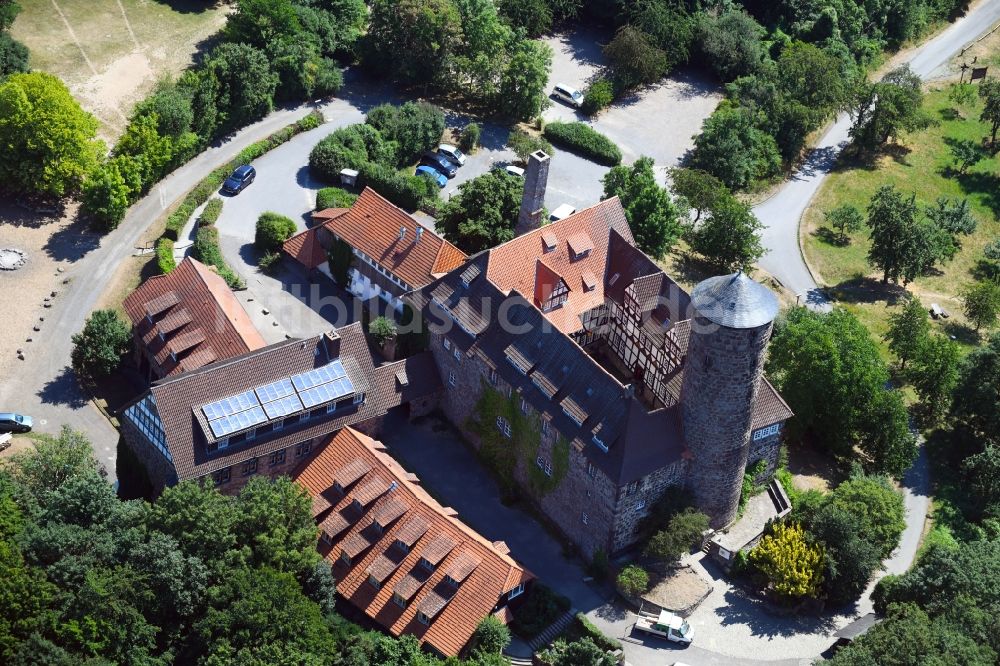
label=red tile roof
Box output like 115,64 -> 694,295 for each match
321,188 -> 467,289
282,227 -> 328,271
294,428 -> 532,657
485,197 -> 632,335
123,257 -> 266,377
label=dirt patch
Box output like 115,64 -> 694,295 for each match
786,445 -> 840,494
642,565 -> 713,616
0,434 -> 36,462
74,50 -> 155,134
0,201 -> 98,380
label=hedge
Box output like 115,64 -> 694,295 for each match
199,198 -> 223,226
572,613 -> 622,652
255,212 -> 297,253
360,161 -> 436,212
582,79 -> 615,116
316,187 -> 357,210
192,225 -> 244,289
156,237 -> 176,274
543,121 -> 622,166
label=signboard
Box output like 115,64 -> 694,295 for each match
972,67 -> 989,82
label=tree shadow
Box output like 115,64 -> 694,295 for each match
42,210 -> 101,262
971,259 -> 1000,281
811,227 -> 849,247
0,198 -> 65,230
150,0 -> 217,13
551,28 -> 610,69
882,143 -> 912,166
714,588 -> 837,639
826,276 -> 908,306
939,107 -> 961,121
36,366 -> 89,409
955,170 -> 1000,218
669,252 -> 717,287
942,320 -> 979,345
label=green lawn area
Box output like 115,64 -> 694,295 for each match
802,85 -> 1000,351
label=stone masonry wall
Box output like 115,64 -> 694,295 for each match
748,429 -> 783,481
611,459 -> 689,553
120,418 -> 177,497
681,316 -> 773,528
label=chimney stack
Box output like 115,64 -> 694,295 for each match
414,227 -> 423,244
399,226 -> 406,241
516,150 -> 550,236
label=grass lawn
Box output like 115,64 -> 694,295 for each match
10,0 -> 228,141
802,85 -> 1000,352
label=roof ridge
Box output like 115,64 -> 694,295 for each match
487,196 -> 625,252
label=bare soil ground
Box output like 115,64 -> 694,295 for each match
0,434 -> 36,462
786,445 -> 840,494
0,202 -> 99,381
10,0 -> 228,142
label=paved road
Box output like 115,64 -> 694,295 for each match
754,0 -> 1000,305
0,104 -> 323,481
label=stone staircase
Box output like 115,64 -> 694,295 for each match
506,656 -> 533,666
768,477 -> 791,516
528,609 -> 578,651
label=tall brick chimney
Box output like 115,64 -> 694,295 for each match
516,150 -> 550,236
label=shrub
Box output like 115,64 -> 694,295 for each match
309,124 -> 392,182
509,584 -> 571,638
572,613 -> 622,653
615,565 -> 649,598
199,198 -> 223,226
255,212 -> 298,253
81,162 -> 130,230
316,187 -> 357,210
156,237 -> 176,274
459,123 -> 481,153
70,309 -> 131,379
193,225 -> 244,289
164,200 -> 196,241
369,316 -> 397,346
507,128 -> 553,163
258,250 -> 283,274
360,161 -> 436,212
543,121 -> 622,166
582,79 -> 615,116
471,615 -> 510,654
365,101 -> 445,163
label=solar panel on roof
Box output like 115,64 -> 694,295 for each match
208,405 -> 267,438
262,393 -> 303,419
299,376 -> 354,408
255,378 -> 295,403
291,359 -> 347,391
201,390 -> 259,421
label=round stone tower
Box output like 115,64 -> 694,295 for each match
680,272 -> 779,529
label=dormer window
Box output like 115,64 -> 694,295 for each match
541,279 -> 569,312
339,551 -> 351,566
353,392 -> 364,405
158,330 -> 166,342
394,539 -> 410,554
416,611 -> 431,625
419,557 -> 435,572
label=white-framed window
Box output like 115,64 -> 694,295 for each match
368,575 -> 381,590
586,462 -> 596,478
507,583 -> 524,600
592,436 -> 608,452
339,550 -> 351,566
752,423 -> 781,441
353,392 -> 364,405
241,459 -> 258,477
581,512 -> 589,525
544,459 -> 552,477
212,468 -> 230,485
393,592 -> 407,608
320,530 -> 332,544
448,371 -> 457,387
520,398 -> 530,415
443,337 -> 452,351
636,499 -> 646,511
488,368 -> 498,385
496,416 -> 512,438
541,419 -> 550,436
416,611 -> 431,625
453,347 -> 461,362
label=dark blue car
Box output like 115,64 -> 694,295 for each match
222,165 -> 256,194
420,151 -> 457,178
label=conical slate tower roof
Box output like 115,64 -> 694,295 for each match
690,272 -> 779,329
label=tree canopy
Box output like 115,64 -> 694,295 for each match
70,309 -> 131,379
602,156 -> 682,259
0,72 -> 104,197
438,171 -> 523,253
766,307 -> 916,476
686,191 -> 765,272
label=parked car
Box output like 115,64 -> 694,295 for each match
222,165 -> 256,194
634,610 -> 694,645
504,165 -> 525,178
437,144 -> 466,166
0,413 -> 32,433
549,203 -> 576,221
552,83 -> 583,108
415,165 -> 447,188
420,151 -> 457,178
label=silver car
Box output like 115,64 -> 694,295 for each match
438,144 -> 466,166
552,83 -> 583,108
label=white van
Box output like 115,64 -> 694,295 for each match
550,204 -> 576,221
552,83 -> 583,108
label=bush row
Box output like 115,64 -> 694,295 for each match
156,237 -> 176,274
198,198 -> 223,226
315,187 -> 357,210
543,121 -> 622,166
192,225 -> 244,289
572,613 -> 622,653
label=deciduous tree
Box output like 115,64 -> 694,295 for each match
824,204 -> 864,244
979,78 -> 1000,146
70,309 -> 131,379
602,156 -> 682,258
850,65 -> 929,151
0,72 -> 104,197
884,295 -> 930,370
962,280 -> 1000,332
668,168 -> 724,222
603,25 -> 668,90
907,334 -> 961,425
690,106 -> 782,190
687,193 -> 764,271
497,38 -> 552,121
438,171 -> 523,253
